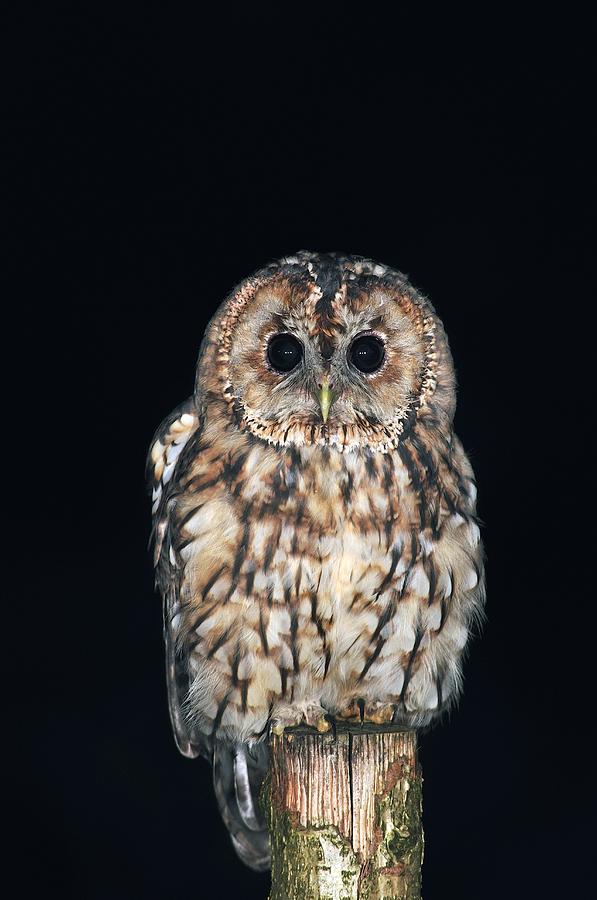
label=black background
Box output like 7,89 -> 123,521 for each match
9,7 -> 594,899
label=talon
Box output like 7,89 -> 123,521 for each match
357,698 -> 365,724
336,700 -> 363,722
365,701 -> 397,725
270,702 -> 329,734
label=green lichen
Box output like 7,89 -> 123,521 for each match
382,773 -> 424,862
358,771 -> 424,900
268,808 -> 361,900
267,734 -> 423,899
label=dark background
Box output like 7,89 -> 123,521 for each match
9,7 -> 594,899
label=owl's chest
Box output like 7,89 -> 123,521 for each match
179,440 -> 424,682
179,439 -> 417,613
239,441 -> 414,531
236,443 -> 414,603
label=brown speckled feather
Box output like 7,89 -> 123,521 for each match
147,251 -> 485,869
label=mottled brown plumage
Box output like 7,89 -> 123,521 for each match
147,251 -> 485,869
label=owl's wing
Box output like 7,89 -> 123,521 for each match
147,398 -> 271,871
147,397 -> 205,759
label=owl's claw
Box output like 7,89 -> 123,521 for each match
336,698 -> 365,723
270,702 -> 331,735
336,699 -> 399,725
365,701 -> 398,725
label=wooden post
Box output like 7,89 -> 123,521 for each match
266,725 -> 423,900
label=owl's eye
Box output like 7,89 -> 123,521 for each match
349,334 -> 385,373
267,334 -> 303,373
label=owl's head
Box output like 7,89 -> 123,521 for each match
198,252 -> 456,452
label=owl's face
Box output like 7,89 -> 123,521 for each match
201,253 -> 455,452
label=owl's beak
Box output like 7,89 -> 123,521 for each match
316,377 -> 334,423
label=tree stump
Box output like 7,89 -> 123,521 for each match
267,725 -> 423,900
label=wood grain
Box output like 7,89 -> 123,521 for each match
268,727 -> 422,899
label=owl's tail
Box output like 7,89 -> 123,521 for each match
212,740 -> 271,871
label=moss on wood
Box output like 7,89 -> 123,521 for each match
267,727 -> 423,899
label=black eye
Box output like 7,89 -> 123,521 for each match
267,333 -> 303,373
349,334 -> 385,373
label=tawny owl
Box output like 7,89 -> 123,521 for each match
147,252 -> 485,870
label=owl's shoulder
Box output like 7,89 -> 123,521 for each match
147,399 -> 200,498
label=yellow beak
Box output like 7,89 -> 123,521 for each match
317,378 -> 334,423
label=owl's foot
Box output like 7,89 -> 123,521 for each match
336,699 -> 399,725
270,701 -> 332,735
363,701 -> 399,725
336,698 -> 365,723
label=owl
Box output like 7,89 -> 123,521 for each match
147,251 -> 485,870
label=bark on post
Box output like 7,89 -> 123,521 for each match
266,725 -> 422,900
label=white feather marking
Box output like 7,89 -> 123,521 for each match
424,604 -> 442,630
382,620 -> 416,651
182,504 -> 212,536
436,569 -> 453,599
467,522 -> 481,547
462,568 -> 479,590
269,608 -> 291,634
419,533 -> 435,556
166,440 -> 185,465
361,611 -> 381,635
252,569 -> 271,593
450,513 -> 466,528
237,655 -> 254,680
162,462 -> 175,485
278,642 -> 294,670
420,682 -> 439,709
263,663 -> 283,694
195,615 -> 217,638
386,666 -> 405,694
213,646 -> 229,665
150,440 -> 165,464
451,624 -> 468,650
408,564 -> 430,597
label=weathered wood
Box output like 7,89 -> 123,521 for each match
267,726 -> 422,899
